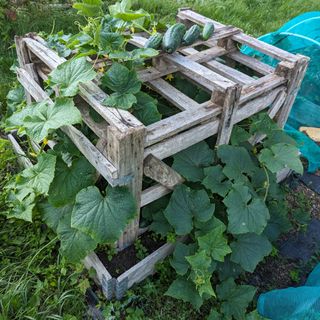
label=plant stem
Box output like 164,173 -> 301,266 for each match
262,164 -> 270,202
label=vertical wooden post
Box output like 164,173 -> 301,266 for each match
106,125 -> 146,250
214,84 -> 242,145
275,55 -> 309,128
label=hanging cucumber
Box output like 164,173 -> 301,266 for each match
202,22 -> 215,40
144,33 -> 163,49
162,23 -> 187,53
182,25 -> 201,45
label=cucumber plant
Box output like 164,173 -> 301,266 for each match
142,113 -> 303,317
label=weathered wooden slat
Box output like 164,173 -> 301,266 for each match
7,134 -> 33,168
116,241 -> 178,298
180,46 -> 227,63
163,53 -> 235,92
227,51 -> 275,75
274,55 -> 309,127
181,47 -> 253,85
16,67 -> 120,186
23,37 -> 142,132
83,253 -> 114,300
240,74 -> 286,104
144,155 -> 184,189
104,125 -> 146,250
268,90 -> 287,119
147,78 -> 198,111
145,102 -> 220,147
215,84 -> 242,145
141,184 -> 172,207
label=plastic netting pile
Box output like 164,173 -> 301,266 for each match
243,12 -> 320,172
258,263 -> 320,319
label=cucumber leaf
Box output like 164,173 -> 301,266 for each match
71,186 -> 136,243
258,143 -> 303,174
164,185 -> 215,235
172,141 -> 214,182
48,157 -> 96,207
217,278 -> 256,320
170,242 -> 196,276
223,184 -> 270,235
98,31 -> 125,53
57,213 -> 97,263
23,98 -> 82,143
230,233 -> 272,272
48,57 -> 96,97
197,220 -> 231,262
165,277 -> 204,310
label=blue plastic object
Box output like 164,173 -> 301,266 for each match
242,12 -> 320,173
258,263 -> 320,319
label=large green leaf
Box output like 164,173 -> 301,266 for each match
217,145 -> 255,181
186,250 -> 215,297
217,256 -> 244,281
17,153 -> 56,195
230,233 -> 272,272
172,141 -> 214,182
198,220 -> 231,262
217,278 -> 256,320
230,125 -> 252,146
202,165 -> 232,197
48,157 -> 95,206
149,211 -> 173,237
73,0 -> 103,17
132,92 -> 161,125
6,85 -> 25,116
109,48 -> 159,62
48,57 -> 96,97
101,63 -> 141,110
223,184 -> 270,235
164,185 -> 215,235
258,143 -> 303,175
170,242 -> 196,276
109,0 -> 147,21
57,213 -> 97,263
23,98 -> 82,143
165,277 -> 204,309
7,193 -> 35,222
39,201 -> 72,232
98,31 -> 125,53
71,186 -> 136,243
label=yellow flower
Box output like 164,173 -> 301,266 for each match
165,73 -> 174,81
42,137 -> 48,146
130,26 -> 135,33
98,67 -> 105,73
30,152 -> 37,158
152,26 -> 157,34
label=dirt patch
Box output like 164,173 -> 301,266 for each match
97,232 -> 166,277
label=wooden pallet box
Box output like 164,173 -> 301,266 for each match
11,8 -> 308,299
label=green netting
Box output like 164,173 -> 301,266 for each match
257,264 -> 320,319
242,12 -> 320,173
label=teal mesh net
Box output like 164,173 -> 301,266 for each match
242,12 -> 320,173
258,263 -> 320,319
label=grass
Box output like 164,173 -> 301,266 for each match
1,0 -> 320,319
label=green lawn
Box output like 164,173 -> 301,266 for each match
1,0 -> 320,319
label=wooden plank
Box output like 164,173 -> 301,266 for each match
180,46 -> 227,63
16,67 -> 120,186
83,253 -> 114,300
268,90 -> 287,119
23,37 -> 142,133
145,102 -> 220,147
181,47 -> 253,85
274,55 -> 309,127
147,78 -> 198,111
7,134 -> 33,169
116,241 -> 177,298
177,9 -> 298,62
141,184 -> 172,207
104,125 -> 146,250
240,74 -> 286,104
215,84 -> 242,145
144,155 -> 184,189
227,51 -> 275,75
163,53 -> 235,92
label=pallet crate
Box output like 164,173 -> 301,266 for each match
11,8 -> 308,299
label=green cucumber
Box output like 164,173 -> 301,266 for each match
202,22 -> 215,40
162,23 -> 187,53
182,25 -> 201,45
144,33 -> 163,49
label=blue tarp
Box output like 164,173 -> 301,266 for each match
243,12 -> 320,172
